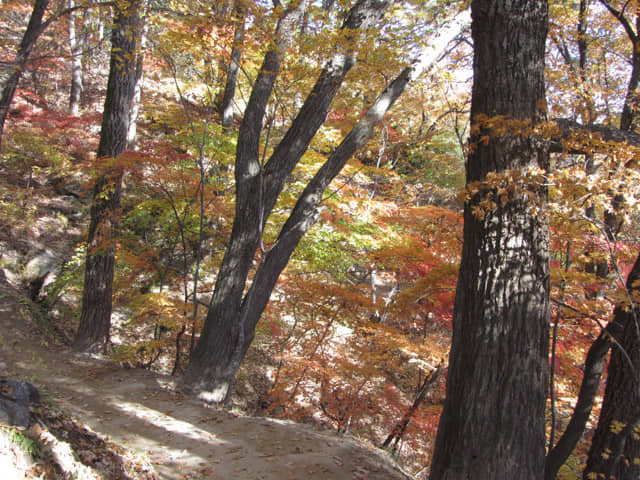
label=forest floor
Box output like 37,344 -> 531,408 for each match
0,282 -> 410,480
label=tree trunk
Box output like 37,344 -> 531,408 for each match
68,0 -> 83,115
429,1 -> 550,480
73,0 -> 141,353
382,365 -> 442,452
583,254 -> 640,480
544,321 -> 614,480
127,1 -> 148,150
581,9 -> 640,479
620,43 -> 640,131
617,13 -> 640,132
0,0 -> 50,149
182,0 -> 394,404
221,0 -> 245,134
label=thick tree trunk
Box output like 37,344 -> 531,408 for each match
182,0 -> 393,404
583,254 -> 640,480
429,2 -> 550,480
73,0 -> 141,353
221,0 -> 245,134
0,0 -> 50,149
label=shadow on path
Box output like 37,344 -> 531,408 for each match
0,287 -> 410,480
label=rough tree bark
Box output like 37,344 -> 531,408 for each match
73,0 -> 141,352
182,0 -> 396,404
429,1 -> 550,480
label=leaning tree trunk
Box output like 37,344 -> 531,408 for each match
429,1 -> 550,480
73,0 -> 141,353
583,254 -> 640,480
182,0 -> 394,404
0,0 -> 50,149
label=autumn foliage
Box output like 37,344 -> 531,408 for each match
2,0 -> 640,477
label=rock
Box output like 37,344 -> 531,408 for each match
24,250 -> 58,281
23,250 -> 60,300
0,380 -> 41,428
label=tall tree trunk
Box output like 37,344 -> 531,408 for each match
68,0 -> 84,115
73,0 -> 141,353
0,0 -> 50,149
221,0 -> 245,134
429,1 -> 550,480
182,0 -> 395,404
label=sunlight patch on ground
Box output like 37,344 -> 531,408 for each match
112,401 -> 226,446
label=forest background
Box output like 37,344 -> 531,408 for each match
1,0 -> 640,479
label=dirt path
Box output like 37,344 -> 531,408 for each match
0,286 -> 410,480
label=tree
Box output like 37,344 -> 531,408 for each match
599,0 -> 640,131
0,0 -> 92,148
428,1 -> 550,479
73,0 -> 142,352
582,254 -> 640,480
68,0 -> 84,115
542,2 -> 640,476
0,0 -> 50,149
580,6 -> 640,478
182,0 -> 392,404
127,0 -> 147,150
182,1 -> 470,404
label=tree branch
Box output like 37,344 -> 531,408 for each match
598,0 -> 638,43
550,118 -> 640,153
